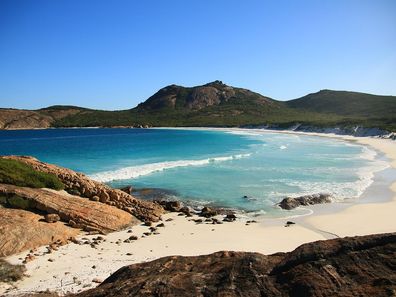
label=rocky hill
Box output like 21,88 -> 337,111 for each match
77,232 -> 396,297
136,80 -> 277,111
0,106 -> 86,129
1,82 -> 396,131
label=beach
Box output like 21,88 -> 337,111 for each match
1,129 -> 395,296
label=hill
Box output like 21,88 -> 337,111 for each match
53,81 -> 345,128
0,106 -> 86,130
137,80 -> 277,111
1,82 -> 395,132
287,89 -> 396,118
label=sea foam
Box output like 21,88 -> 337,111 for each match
90,153 -> 251,182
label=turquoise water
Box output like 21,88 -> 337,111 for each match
0,128 -> 388,217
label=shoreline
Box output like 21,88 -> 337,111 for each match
198,127 -> 396,236
1,128 -> 395,295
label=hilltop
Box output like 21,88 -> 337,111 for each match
1,82 -> 395,132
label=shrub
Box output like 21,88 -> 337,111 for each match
0,158 -> 64,190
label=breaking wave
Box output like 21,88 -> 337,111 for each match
90,153 -> 251,182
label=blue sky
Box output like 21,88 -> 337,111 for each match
0,0 -> 395,110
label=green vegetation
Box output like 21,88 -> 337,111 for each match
29,83 -> 396,132
0,259 -> 25,283
287,90 -> 396,118
0,159 -> 64,190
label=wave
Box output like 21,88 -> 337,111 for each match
90,153 -> 252,182
265,156 -> 389,202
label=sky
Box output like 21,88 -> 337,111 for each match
0,0 -> 395,110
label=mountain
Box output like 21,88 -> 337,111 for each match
1,82 -> 395,132
137,80 -> 277,111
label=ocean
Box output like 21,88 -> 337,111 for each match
0,128 -> 388,217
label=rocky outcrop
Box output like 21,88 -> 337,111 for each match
0,184 -> 136,234
278,193 -> 332,210
185,84 -> 236,109
137,80 -> 275,111
0,109 -> 53,130
77,233 -> 396,297
3,156 -> 164,222
0,208 -> 79,257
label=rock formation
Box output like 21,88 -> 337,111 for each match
0,156 -> 166,257
278,193 -> 332,210
3,156 -> 164,222
77,233 -> 396,297
0,208 -> 79,257
0,184 -> 136,234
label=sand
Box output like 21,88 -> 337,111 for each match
0,128 -> 395,296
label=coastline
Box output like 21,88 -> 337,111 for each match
208,127 -> 396,237
1,128 -> 395,295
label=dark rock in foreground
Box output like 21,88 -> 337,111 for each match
77,233 -> 396,297
278,193 -> 332,210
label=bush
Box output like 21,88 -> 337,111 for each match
0,259 -> 25,282
0,159 -> 64,190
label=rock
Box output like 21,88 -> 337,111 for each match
68,219 -> 77,228
44,213 -> 61,223
242,195 -> 257,201
0,183 -> 136,234
180,206 -> 192,216
0,208 -> 79,257
200,206 -> 218,218
90,196 -> 100,202
92,278 -> 103,284
223,213 -> 237,222
129,235 -> 138,241
285,221 -> 296,227
278,193 -> 333,210
99,191 -> 110,203
120,186 -> 133,195
155,200 -> 181,212
76,233 -> 396,297
67,188 -> 82,196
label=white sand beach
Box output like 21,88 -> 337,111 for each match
1,129 -> 395,296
